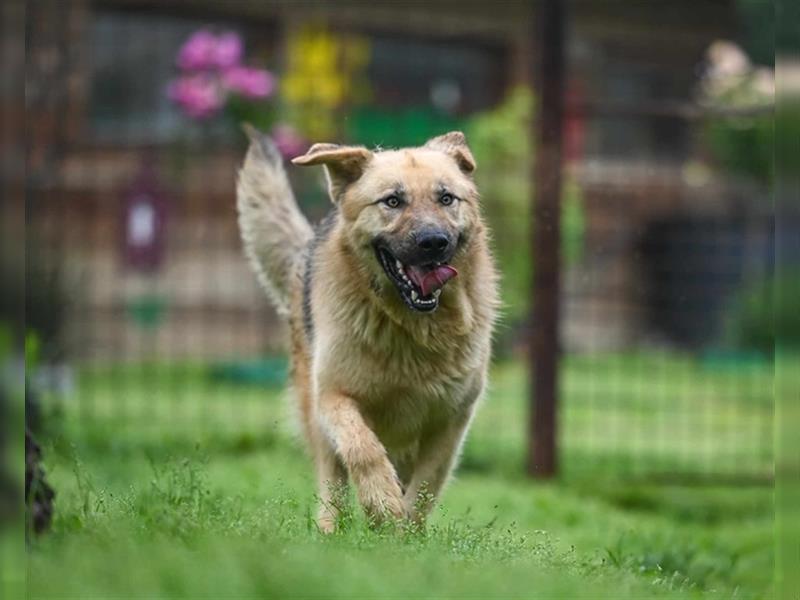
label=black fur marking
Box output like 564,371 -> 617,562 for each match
302,209 -> 339,343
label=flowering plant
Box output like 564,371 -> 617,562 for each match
168,29 -> 308,157
697,41 -> 774,186
699,41 -> 774,109
168,30 -> 275,119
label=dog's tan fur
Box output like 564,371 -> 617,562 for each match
237,129 -> 498,531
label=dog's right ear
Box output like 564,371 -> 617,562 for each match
292,143 -> 372,202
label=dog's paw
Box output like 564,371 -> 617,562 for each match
403,481 -> 436,522
356,471 -> 406,525
316,515 -> 337,534
316,501 -> 341,534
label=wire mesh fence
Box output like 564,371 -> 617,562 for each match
26,0 -> 776,483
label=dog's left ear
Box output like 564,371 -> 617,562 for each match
292,143 -> 373,202
425,131 -> 476,174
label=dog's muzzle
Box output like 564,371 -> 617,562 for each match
374,239 -> 458,313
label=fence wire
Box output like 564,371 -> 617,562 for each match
26,1 -> 775,483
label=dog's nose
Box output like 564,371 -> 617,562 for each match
415,229 -> 451,260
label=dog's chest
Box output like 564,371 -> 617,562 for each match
310,282 -> 491,449
325,321 -> 483,444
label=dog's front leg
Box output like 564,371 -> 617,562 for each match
310,426 -> 348,534
318,391 -> 405,525
403,410 -> 473,522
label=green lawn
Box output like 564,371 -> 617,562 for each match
27,354 -> 775,599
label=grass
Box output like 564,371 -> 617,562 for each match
26,354 -> 775,599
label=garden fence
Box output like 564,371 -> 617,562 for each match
26,0 -> 775,483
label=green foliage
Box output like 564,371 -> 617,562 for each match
705,112 -> 774,187
699,42 -> 774,187
226,96 -> 277,134
25,331 -> 41,373
466,88 -> 584,323
726,269 -> 800,354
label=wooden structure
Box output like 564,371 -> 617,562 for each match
25,0 -> 742,364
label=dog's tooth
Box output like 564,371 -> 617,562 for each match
433,289 -> 441,299
396,259 -> 403,271
411,290 -> 418,301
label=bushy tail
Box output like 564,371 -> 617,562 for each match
237,124 -> 313,317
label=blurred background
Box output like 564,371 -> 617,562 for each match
25,0 -> 782,480
16,0 -> 793,597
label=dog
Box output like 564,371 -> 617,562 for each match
237,127 -> 498,531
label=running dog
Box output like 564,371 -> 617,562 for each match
237,127 -> 498,531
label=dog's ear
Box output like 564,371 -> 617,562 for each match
292,143 -> 372,202
425,131 -> 476,174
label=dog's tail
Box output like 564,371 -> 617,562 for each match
237,124 -> 314,317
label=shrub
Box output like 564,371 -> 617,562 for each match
725,269 -> 800,355
466,87 -> 584,325
698,41 -> 774,187
705,113 -> 773,187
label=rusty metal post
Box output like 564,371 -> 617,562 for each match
528,0 -> 565,479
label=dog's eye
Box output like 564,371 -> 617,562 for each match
439,193 -> 456,206
382,195 -> 402,209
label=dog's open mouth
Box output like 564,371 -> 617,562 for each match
376,247 -> 458,312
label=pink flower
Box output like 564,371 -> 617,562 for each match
222,66 -> 275,99
176,30 -> 218,71
271,124 -> 309,159
177,30 -> 244,71
167,74 -> 224,119
170,29 -> 276,121
213,32 -> 243,68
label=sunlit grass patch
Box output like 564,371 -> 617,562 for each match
27,356 -> 774,599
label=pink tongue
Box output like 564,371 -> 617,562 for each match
405,264 -> 458,297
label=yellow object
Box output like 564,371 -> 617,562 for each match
281,25 -> 371,139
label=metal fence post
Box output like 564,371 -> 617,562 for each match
528,0 -> 565,479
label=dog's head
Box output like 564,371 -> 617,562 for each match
293,132 -> 480,313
